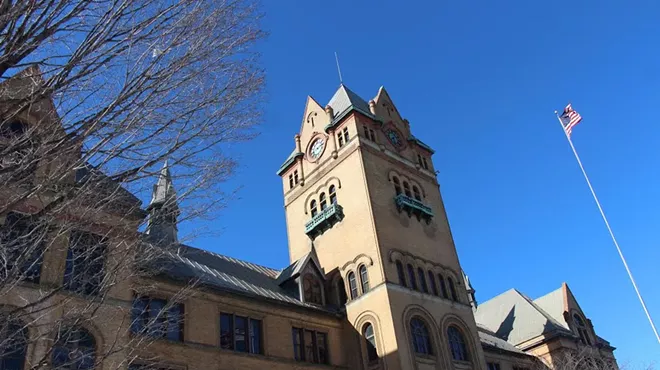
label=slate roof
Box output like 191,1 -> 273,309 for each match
327,84 -> 373,119
533,287 -> 569,329
144,242 -> 339,314
474,289 -> 574,347
477,325 -> 529,356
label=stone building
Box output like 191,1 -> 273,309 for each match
0,68 -> 617,370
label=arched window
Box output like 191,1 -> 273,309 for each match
417,268 -> 428,293
413,186 -> 421,201
447,326 -> 468,361
393,177 -> 402,195
310,200 -> 318,217
428,271 -> 438,296
438,274 -> 449,299
403,182 -> 411,197
329,185 -> 337,204
348,272 -> 358,299
52,327 -> 96,369
319,193 -> 327,210
417,154 -> 423,166
359,265 -> 370,294
303,274 -> 323,305
410,318 -> 432,355
0,317 -> 28,370
406,264 -> 417,290
448,277 -> 458,301
573,314 -> 592,345
363,323 -> 378,364
337,277 -> 347,305
395,261 -> 406,287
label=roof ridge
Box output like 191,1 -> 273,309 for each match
178,244 -> 281,277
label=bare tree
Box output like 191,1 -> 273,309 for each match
0,0 -> 265,369
535,348 -> 624,370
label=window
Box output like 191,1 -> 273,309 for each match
0,212 -> 44,284
303,274 -> 323,305
131,297 -> 184,342
0,317 -> 27,370
403,181 -> 411,197
359,265 -> 369,294
410,318 -> 432,355
423,157 -> 429,170
337,132 -> 344,148
0,120 -> 26,139
406,264 -> 417,290
220,313 -> 262,354
310,200 -> 318,217
448,277 -> 458,301
428,271 -> 438,296
64,230 -> 106,296
52,327 -> 96,370
573,314 -> 592,345
438,274 -> 449,299
294,170 -> 299,184
329,185 -> 337,204
289,174 -> 294,189
417,268 -> 428,293
488,363 -> 501,370
337,277 -> 347,305
447,326 -> 468,361
396,261 -> 406,287
417,154 -> 423,166
319,193 -> 327,210
292,327 -> 328,364
413,186 -> 421,201
348,272 -> 358,299
393,177 -> 402,195
343,127 -> 349,143
363,125 -> 370,138
369,129 -> 376,141
363,324 -> 378,364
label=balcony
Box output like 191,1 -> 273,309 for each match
305,203 -> 344,239
395,194 -> 433,223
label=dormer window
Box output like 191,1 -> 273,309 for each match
303,274 -> 323,305
573,314 -> 592,345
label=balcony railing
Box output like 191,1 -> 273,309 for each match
305,203 -> 344,239
395,194 -> 433,223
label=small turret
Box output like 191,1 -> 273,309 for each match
463,270 -> 477,310
146,161 -> 179,244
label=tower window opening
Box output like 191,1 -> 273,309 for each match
403,182 -> 412,197
303,274 -> 323,305
319,193 -> 327,210
406,264 -> 417,291
337,277 -> 347,305
343,127 -> 349,143
428,271 -> 438,296
393,177 -> 402,195
417,154 -> 423,166
310,200 -> 318,217
338,132 -> 344,148
363,323 -> 378,364
396,261 -> 406,287
422,157 -> 429,170
418,267 -> 428,293
329,185 -> 337,204
448,277 -> 458,301
410,318 -> 433,355
348,272 -> 358,299
289,174 -> 294,189
438,274 -> 449,299
413,186 -> 421,201
359,265 -> 370,294
369,129 -> 376,141
447,326 -> 469,361
294,170 -> 299,184
363,125 -> 370,138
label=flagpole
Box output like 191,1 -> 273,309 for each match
554,111 -> 660,345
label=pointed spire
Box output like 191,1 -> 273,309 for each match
146,161 -> 179,244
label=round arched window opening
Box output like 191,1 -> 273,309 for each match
363,323 -> 378,364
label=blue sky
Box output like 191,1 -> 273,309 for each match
182,0 -> 660,364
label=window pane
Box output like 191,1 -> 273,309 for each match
348,272 -> 358,299
359,265 -> 369,294
438,274 -> 448,298
317,332 -> 328,364
235,316 -> 248,352
448,278 -> 458,301
304,330 -> 317,363
407,264 -> 417,290
220,313 -> 233,350
418,268 -> 428,293
396,261 -> 406,287
364,324 -> 378,363
249,319 -> 262,354
148,299 -> 166,337
428,271 -> 438,296
166,304 -> 183,341
292,328 -> 303,361
131,298 -> 147,334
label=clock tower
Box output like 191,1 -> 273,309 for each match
277,85 -> 486,370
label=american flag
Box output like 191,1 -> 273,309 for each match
560,103 -> 582,137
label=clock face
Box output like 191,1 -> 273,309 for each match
386,129 -> 402,147
309,138 -> 325,160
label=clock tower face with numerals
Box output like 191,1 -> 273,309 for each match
384,126 -> 405,150
307,135 -> 326,162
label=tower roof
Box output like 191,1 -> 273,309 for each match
149,160 -> 177,208
327,84 -> 372,119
